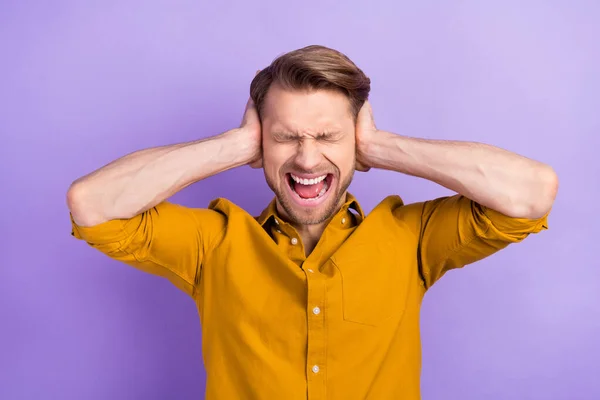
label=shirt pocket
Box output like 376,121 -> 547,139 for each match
332,241 -> 410,327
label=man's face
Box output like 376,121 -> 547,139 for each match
261,84 -> 356,226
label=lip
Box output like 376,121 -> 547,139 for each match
284,173 -> 334,208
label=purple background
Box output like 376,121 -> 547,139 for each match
1,1 -> 598,399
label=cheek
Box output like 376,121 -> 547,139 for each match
324,143 -> 355,172
263,145 -> 291,174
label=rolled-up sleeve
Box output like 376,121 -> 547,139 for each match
395,194 -> 549,288
70,201 -> 226,297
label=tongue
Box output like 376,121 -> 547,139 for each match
294,180 -> 325,199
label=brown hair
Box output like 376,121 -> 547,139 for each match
250,45 -> 371,121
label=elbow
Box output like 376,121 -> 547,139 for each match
66,181 -> 103,227
525,165 -> 559,219
66,180 -> 83,211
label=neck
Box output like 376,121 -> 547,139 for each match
276,193 -> 347,256
294,223 -> 327,256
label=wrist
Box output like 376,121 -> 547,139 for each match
358,130 -> 397,170
220,128 -> 260,166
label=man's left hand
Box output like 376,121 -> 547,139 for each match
355,101 -> 378,172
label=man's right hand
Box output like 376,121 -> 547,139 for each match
237,97 -> 263,169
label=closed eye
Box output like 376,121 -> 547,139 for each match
271,131 -> 343,143
272,132 -> 299,142
317,132 -> 343,142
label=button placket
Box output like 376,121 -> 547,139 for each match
305,263 -> 326,399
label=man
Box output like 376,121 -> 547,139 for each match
67,45 -> 557,399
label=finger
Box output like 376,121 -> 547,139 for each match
241,98 -> 254,124
363,101 -> 373,117
361,101 -> 376,128
357,101 -> 370,123
242,98 -> 260,126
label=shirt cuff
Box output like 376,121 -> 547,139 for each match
480,205 -> 549,235
70,213 -> 134,244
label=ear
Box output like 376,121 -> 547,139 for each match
355,159 -> 370,173
249,157 -> 263,169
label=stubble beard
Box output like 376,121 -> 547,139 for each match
265,167 -> 355,226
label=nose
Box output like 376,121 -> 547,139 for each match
294,139 -> 323,172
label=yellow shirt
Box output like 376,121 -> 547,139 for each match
70,193 -> 548,399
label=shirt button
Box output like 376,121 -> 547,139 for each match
341,217 -> 346,224
312,365 -> 320,374
274,219 -> 279,225
291,237 -> 298,245
307,268 -> 314,273
276,229 -> 282,234
312,306 -> 321,315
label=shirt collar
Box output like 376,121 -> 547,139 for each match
256,192 -> 365,227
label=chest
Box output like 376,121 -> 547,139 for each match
198,224 -> 422,330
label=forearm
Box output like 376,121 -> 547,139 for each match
67,129 -> 252,226
364,131 -> 558,218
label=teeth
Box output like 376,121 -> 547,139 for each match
290,174 -> 327,185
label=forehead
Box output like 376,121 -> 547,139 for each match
262,84 -> 354,133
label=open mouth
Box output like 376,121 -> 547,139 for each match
286,173 -> 334,203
